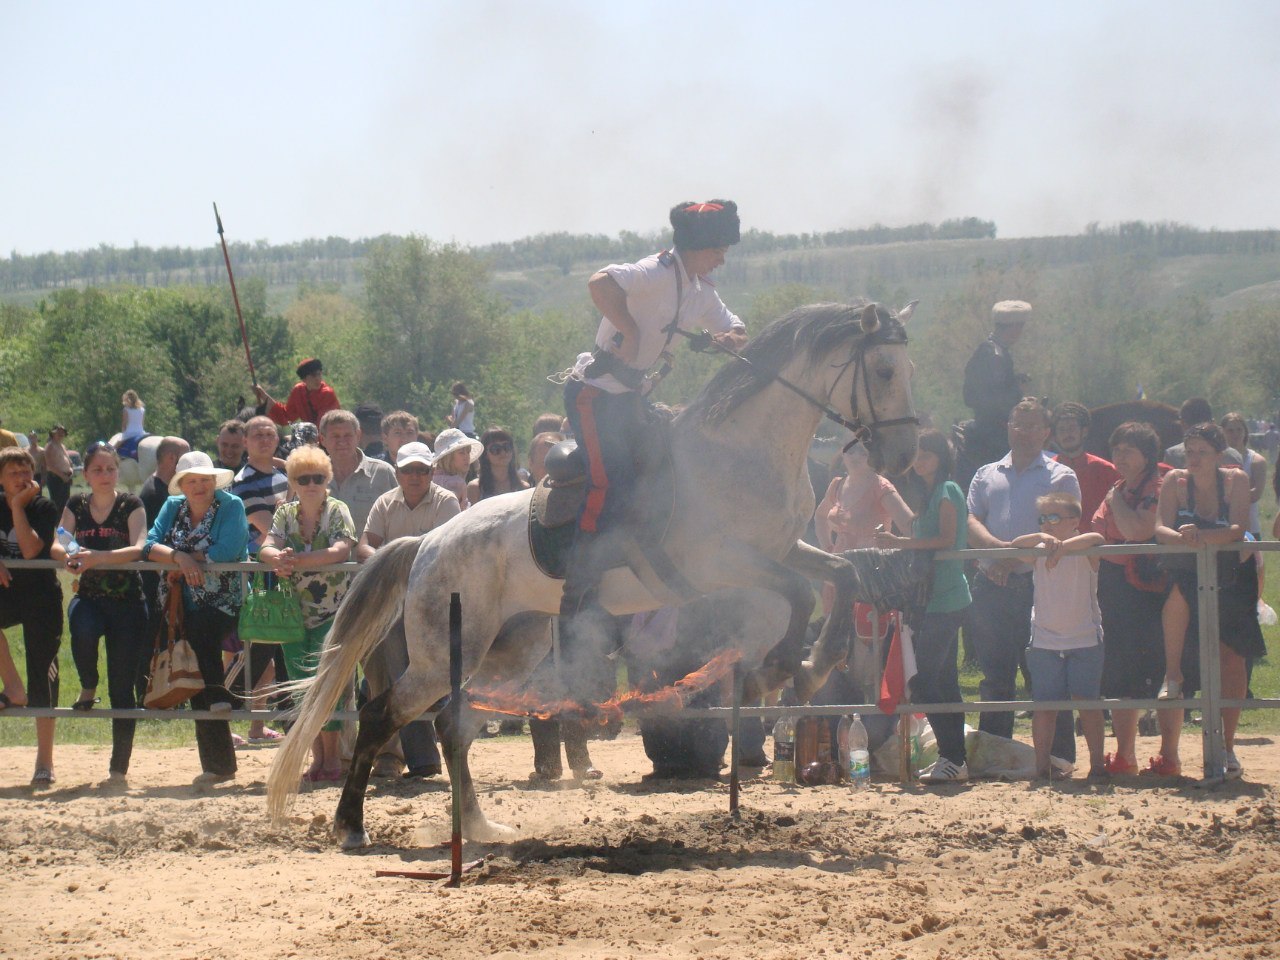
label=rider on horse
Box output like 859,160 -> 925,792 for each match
558,200 -> 748,695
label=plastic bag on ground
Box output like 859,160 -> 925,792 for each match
964,727 -> 1073,780
871,716 -> 939,775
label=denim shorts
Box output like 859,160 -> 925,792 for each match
1026,643 -> 1104,702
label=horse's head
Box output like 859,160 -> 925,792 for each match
845,301 -> 918,476
684,300 -> 918,475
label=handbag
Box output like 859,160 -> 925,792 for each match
1122,539 -> 1167,592
144,586 -> 205,709
238,576 -> 306,644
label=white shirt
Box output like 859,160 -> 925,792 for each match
364,484 -> 460,543
451,399 -> 475,435
572,250 -> 745,394
1029,554 -> 1103,651
123,405 -> 146,439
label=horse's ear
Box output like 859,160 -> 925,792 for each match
860,303 -> 880,333
897,299 -> 919,324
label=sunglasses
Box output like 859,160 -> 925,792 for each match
1038,513 -> 1078,526
294,474 -> 328,486
486,442 -> 513,455
85,440 -> 115,456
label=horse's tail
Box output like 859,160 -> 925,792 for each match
266,536 -> 421,823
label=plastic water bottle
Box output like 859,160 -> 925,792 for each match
772,714 -> 796,784
842,713 -> 870,790
56,526 -> 80,556
56,526 -> 81,593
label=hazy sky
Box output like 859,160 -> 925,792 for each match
3,2 -> 1277,255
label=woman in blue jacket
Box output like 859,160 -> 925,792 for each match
143,451 -> 248,787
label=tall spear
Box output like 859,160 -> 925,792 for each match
213,202 -> 258,388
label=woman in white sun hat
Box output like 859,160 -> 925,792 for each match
142,450 -> 248,787
430,428 -> 483,511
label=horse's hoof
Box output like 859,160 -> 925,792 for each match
792,660 -> 822,704
336,827 -> 371,850
465,819 -> 518,843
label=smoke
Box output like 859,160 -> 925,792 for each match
3,4 -> 1280,253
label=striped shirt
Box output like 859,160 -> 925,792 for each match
232,462 -> 289,556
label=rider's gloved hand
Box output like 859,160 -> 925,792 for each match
687,330 -> 714,353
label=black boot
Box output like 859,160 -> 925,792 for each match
557,534 -> 620,708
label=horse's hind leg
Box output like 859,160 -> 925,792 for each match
334,668 -> 451,849
333,687 -> 397,850
437,612 -> 552,842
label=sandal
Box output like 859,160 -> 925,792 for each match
1141,754 -> 1182,777
248,728 -> 284,743
31,767 -> 55,786
72,697 -> 101,712
572,766 -> 604,781
1104,753 -> 1140,776
0,692 -> 27,711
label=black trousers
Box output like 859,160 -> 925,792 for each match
69,595 -> 150,774
184,607 -> 238,777
909,609 -> 968,765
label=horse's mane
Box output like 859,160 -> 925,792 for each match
682,301 -> 898,425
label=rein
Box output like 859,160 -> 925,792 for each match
675,321 -> 919,445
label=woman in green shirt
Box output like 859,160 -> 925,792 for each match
875,429 -> 972,783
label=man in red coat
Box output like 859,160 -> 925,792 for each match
255,358 -> 341,427
1052,402 -> 1120,531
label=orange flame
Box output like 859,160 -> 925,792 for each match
468,649 -> 743,724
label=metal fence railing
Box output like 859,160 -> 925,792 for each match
2,541 -> 1275,783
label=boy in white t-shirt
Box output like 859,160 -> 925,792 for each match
1012,492 -> 1106,781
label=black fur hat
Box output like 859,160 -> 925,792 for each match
669,200 -> 740,251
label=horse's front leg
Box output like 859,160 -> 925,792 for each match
716,547 -> 817,702
779,540 -> 858,701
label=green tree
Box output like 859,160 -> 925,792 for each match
359,236 -> 505,415
36,289 -> 178,443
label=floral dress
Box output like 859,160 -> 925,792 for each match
158,497 -> 242,616
268,497 -> 356,628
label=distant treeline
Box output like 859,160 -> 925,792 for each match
5,217 -> 1002,292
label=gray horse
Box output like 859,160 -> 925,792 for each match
267,301 -> 918,846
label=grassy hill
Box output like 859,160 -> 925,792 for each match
4,223 -> 1279,431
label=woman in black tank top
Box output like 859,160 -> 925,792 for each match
58,441 -> 149,782
1151,423 -> 1262,780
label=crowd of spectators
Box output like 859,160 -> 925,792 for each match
0,304 -> 1276,792
0,369 -> 594,789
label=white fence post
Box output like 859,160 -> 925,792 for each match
1197,545 -> 1225,780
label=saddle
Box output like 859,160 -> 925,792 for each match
117,434 -> 146,461
528,427 -> 695,604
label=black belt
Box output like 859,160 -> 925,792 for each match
584,349 -> 646,391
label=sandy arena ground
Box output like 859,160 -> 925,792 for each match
1,729 -> 1278,960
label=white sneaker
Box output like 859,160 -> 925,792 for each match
1224,752 -> 1244,780
918,758 -> 968,783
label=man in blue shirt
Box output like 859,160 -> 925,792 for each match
967,399 -> 1082,762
